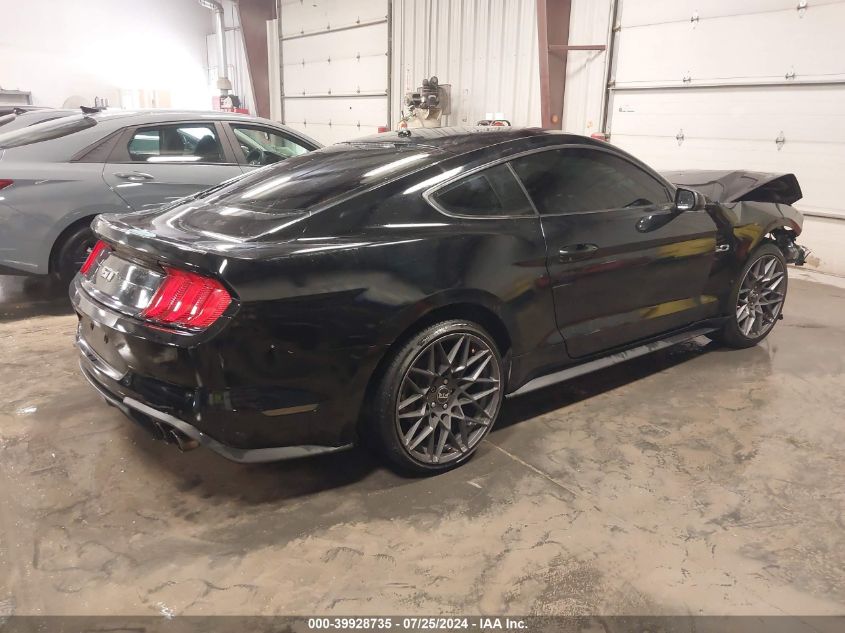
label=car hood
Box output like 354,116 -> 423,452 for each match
661,170 -> 803,205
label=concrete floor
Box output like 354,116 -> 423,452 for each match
0,273 -> 843,617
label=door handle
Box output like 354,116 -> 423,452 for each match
558,243 -> 598,262
114,172 -> 154,182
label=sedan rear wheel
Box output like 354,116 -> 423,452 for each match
371,320 -> 504,474
54,223 -> 96,285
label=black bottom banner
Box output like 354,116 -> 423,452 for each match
1,616 -> 843,633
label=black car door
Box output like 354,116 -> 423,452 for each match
509,146 -> 720,358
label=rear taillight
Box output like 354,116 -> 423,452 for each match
0,179 -> 14,190
80,240 -> 110,274
141,267 -> 232,330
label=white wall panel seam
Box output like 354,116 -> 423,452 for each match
279,0 -> 389,142
620,0 -> 845,29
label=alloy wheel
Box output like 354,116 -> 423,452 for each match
395,332 -> 501,465
736,254 -> 786,338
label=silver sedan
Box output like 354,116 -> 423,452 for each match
0,109 -> 320,281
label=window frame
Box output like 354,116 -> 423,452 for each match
220,122 -> 319,166
507,144 -> 676,217
107,120 -> 240,166
424,161 -> 539,220
423,144 -> 677,220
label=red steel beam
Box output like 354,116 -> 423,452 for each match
237,0 -> 276,119
537,0 -> 572,129
549,44 -> 607,52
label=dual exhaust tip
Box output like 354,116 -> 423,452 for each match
159,424 -> 200,452
124,406 -> 199,452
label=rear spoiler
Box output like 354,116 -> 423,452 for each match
660,170 -> 802,205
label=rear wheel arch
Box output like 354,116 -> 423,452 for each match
406,302 -> 512,356
49,214 -> 99,278
356,301 -> 512,440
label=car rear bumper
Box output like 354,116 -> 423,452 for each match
70,274 -> 376,462
77,334 -> 353,462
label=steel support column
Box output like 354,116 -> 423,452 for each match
537,0 -> 606,130
238,0 -> 276,119
537,0 -> 571,129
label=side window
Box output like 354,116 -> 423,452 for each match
230,125 -> 311,165
510,148 -> 672,214
432,163 -> 533,217
126,124 -> 223,163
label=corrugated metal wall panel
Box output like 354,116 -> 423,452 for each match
391,0 -> 541,127
562,0 -> 613,135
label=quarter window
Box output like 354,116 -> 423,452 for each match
432,163 -> 533,217
230,125 -> 311,165
127,124 -> 223,163
510,148 -> 671,214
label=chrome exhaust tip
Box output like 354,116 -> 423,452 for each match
155,422 -> 200,452
167,427 -> 200,452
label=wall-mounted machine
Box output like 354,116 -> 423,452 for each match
399,76 -> 451,128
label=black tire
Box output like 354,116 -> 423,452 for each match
369,320 -> 504,475
709,243 -> 788,348
53,223 -> 96,285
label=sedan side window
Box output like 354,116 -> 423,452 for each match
127,125 -> 223,163
230,125 -> 311,166
432,163 -> 533,217
510,148 -> 672,214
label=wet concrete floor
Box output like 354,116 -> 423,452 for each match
0,273 -> 843,616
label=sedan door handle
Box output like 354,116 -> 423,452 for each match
114,172 -> 154,182
558,243 -> 598,262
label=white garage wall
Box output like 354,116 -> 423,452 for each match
279,0 -> 390,145
604,0 -> 845,275
391,0 -> 541,128
0,0 -> 214,109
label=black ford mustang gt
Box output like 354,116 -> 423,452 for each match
71,127 -> 808,474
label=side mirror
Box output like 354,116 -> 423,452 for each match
675,187 -> 705,211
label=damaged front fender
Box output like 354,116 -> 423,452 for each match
663,169 -> 808,265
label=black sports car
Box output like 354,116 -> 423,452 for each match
71,127 -> 808,474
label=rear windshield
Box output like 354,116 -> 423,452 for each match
0,114 -> 97,149
198,143 -> 441,212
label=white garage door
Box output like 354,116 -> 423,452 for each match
279,0 -> 389,145
608,0 -> 845,220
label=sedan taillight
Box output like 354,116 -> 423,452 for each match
140,267 -> 231,330
80,240 -> 111,274
0,179 -> 13,190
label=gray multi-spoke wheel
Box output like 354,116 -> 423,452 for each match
711,243 -> 788,348
371,320 -> 504,474
396,331 -> 501,465
735,253 -> 786,338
